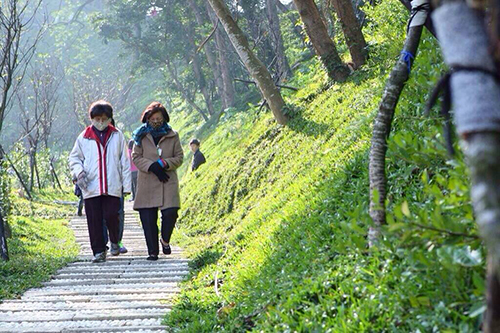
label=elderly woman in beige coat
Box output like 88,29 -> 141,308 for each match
132,102 -> 183,260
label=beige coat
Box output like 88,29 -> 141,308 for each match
132,130 -> 184,210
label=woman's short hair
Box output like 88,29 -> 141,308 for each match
89,100 -> 113,119
141,102 -> 170,123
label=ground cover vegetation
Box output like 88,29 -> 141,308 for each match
163,1 -> 484,331
0,186 -> 79,301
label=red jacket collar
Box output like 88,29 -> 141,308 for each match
83,124 -> 118,141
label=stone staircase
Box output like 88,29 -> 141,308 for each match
0,201 -> 189,332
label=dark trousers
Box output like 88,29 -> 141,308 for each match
77,196 -> 84,215
103,196 -> 125,245
138,207 -> 178,256
84,196 -> 121,255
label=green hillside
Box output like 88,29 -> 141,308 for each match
165,2 -> 483,332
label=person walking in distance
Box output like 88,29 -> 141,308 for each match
189,138 -> 206,172
132,102 -> 183,261
69,100 -> 131,263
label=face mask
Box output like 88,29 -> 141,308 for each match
149,120 -> 163,130
92,119 -> 111,131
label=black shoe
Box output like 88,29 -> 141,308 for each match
160,239 -> 171,255
162,244 -> 171,255
147,255 -> 158,261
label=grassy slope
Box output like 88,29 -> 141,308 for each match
0,188 -> 79,300
166,2 -> 483,331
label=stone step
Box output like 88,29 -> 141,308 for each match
73,234 -> 144,238
76,245 -> 183,250
71,228 -> 143,232
68,258 -> 188,265
0,300 -> 171,311
23,284 -> 180,297
65,326 -> 166,333
0,307 -> 170,322
74,250 -> 183,262
64,326 -> 166,333
70,224 -> 141,229
19,293 -> 176,303
74,236 -> 146,242
59,259 -> 188,268
43,275 -> 185,286
70,219 -> 140,223
70,224 -> 142,228
53,270 -> 189,280
56,266 -> 189,275
0,318 -> 164,332
69,261 -> 187,268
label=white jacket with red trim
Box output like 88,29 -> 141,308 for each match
69,125 -> 132,199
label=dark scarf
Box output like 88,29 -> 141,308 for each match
132,122 -> 171,146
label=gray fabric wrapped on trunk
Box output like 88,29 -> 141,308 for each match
432,3 -> 500,135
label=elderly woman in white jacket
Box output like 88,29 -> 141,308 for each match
69,100 -> 131,263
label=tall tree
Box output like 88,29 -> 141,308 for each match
206,2 -> 236,108
185,22 -> 216,116
266,0 -> 292,81
0,0 -> 44,262
293,0 -> 350,81
431,2 -> 500,331
0,0 -> 44,135
187,0 -> 227,108
207,0 -> 289,125
330,0 -> 367,68
17,57 -> 63,190
0,150 -> 8,262
368,2 -> 428,245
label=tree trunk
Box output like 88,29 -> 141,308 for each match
293,0 -> 350,82
431,3 -> 500,330
215,27 -> 236,108
207,0 -> 288,125
165,59 -> 210,122
189,47 -> 215,116
29,150 -> 35,191
0,210 -> 8,261
181,17 -> 216,117
464,134 -> 500,333
368,24 -> 424,245
187,0 -> 226,108
206,2 -> 236,108
0,145 -> 31,200
330,0 -> 367,68
266,0 -> 293,81
239,0 -> 260,46
34,153 -> 41,190
50,159 -> 63,191
276,0 -> 289,13
0,152 -> 9,262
